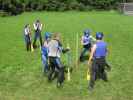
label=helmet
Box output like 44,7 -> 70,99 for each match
44,32 -> 51,40
96,32 -> 104,40
84,29 -> 91,37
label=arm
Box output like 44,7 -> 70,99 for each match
81,36 -> 84,45
89,35 -> 96,42
88,44 -> 96,65
24,28 -> 27,35
33,23 -> 37,30
39,23 -> 43,31
105,46 -> 111,71
57,41 -> 70,53
28,26 -> 32,36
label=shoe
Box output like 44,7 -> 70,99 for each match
88,86 -> 93,92
57,82 -> 63,88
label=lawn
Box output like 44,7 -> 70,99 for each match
0,11 -> 133,100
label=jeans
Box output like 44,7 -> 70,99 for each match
48,57 -> 64,84
42,55 -> 48,73
25,35 -> 31,51
89,57 -> 107,89
33,31 -> 42,48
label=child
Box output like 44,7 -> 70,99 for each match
24,24 -> 32,51
79,29 -> 96,62
47,33 -> 70,87
33,20 -> 43,49
88,32 -> 110,91
41,32 -> 51,74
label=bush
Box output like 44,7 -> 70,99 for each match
0,0 -> 123,16
0,10 -> 9,17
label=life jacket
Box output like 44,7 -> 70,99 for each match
94,41 -> 107,58
82,35 -> 90,45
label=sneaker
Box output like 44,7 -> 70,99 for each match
57,82 -> 63,88
88,86 -> 93,92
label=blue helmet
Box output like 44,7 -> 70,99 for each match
84,29 -> 91,37
96,32 -> 104,40
44,32 -> 51,40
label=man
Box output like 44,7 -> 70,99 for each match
47,33 -> 70,87
79,29 -> 96,62
88,32 -> 110,91
24,24 -> 32,51
41,32 -> 51,75
33,20 -> 43,48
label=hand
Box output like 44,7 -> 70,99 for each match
106,66 -> 111,72
66,43 -> 70,50
87,68 -> 90,73
88,61 -> 90,65
67,46 -> 70,50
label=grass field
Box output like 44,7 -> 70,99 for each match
0,11 -> 133,100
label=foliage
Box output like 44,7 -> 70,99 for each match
0,0 -> 124,15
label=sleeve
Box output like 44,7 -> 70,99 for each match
57,41 -> 69,53
24,28 -> 28,35
33,23 -> 37,30
24,29 -> 27,35
81,36 -> 86,45
105,43 -> 108,53
39,24 -> 42,30
89,35 -> 96,42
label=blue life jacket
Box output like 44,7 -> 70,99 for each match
41,46 -> 48,57
94,41 -> 107,58
83,35 -> 90,45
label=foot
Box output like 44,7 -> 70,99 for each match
88,86 -> 93,92
57,82 -> 63,88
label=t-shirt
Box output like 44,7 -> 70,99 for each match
48,40 -> 62,58
24,27 -> 30,35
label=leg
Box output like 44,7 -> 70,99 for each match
55,58 -> 64,87
39,32 -> 43,47
98,59 -> 108,81
42,55 -> 48,74
79,48 -> 88,61
33,32 -> 38,48
100,66 -> 108,82
26,43 -> 29,51
28,35 -> 31,51
89,60 -> 98,90
48,58 -> 55,81
25,35 -> 29,51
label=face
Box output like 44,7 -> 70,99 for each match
53,33 -> 61,40
47,38 -> 51,41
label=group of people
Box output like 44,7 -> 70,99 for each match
79,30 -> 111,91
24,20 -> 70,87
24,19 -> 43,51
23,20 -> 111,91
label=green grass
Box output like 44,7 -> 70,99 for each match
0,11 -> 133,100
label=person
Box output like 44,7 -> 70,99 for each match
47,33 -> 70,88
88,32 -> 111,91
24,24 -> 32,51
41,32 -> 51,75
33,20 -> 43,49
79,29 -> 96,62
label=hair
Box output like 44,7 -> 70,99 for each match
25,24 -> 29,28
53,33 -> 59,38
52,33 -> 61,40
36,19 -> 40,23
